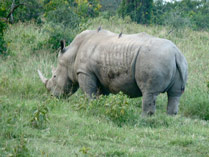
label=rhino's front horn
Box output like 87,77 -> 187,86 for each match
38,70 -> 48,84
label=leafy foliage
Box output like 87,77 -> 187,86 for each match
43,0 -> 101,23
75,0 -> 101,18
0,0 -> 102,51
73,92 -> 136,126
1,0 -> 209,53
153,0 -> 209,30
39,0 -> 102,49
4,22 -> 50,56
118,0 -> 153,24
42,22 -> 78,49
100,0 -> 121,16
117,0 -> 209,30
0,0 -> 9,54
30,103 -> 49,129
13,0 -> 43,23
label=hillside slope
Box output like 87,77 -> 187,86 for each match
0,17 -> 209,156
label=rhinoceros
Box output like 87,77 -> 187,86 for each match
38,29 -> 188,116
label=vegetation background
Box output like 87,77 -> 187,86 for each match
0,0 -> 209,156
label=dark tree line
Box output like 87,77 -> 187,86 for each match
118,0 -> 209,30
0,0 -> 209,54
118,0 -> 153,24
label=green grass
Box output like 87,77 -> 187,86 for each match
0,17 -> 209,156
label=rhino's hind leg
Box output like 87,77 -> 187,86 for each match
167,95 -> 180,115
142,93 -> 158,116
166,68 -> 184,115
78,73 -> 98,98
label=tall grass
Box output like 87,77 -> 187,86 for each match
0,17 -> 209,156
4,22 -> 50,57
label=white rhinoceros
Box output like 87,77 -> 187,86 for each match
38,29 -> 188,116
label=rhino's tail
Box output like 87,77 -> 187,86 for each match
175,50 -> 188,91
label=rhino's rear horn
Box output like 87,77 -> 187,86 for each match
60,40 -> 66,52
38,70 -> 48,84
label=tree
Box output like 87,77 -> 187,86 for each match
118,0 -> 153,24
153,0 -> 209,30
41,0 -> 102,49
0,0 -> 42,54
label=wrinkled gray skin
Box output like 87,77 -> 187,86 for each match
38,29 -> 188,116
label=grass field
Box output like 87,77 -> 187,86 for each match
0,17 -> 209,156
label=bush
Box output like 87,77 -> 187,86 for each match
41,0 -> 101,49
42,22 -> 81,49
4,22 -> 50,56
0,24 -> 7,54
0,5 -> 8,54
30,103 -> 49,129
75,0 -> 101,18
153,0 -> 209,31
43,4 -> 80,27
118,0 -> 153,24
164,10 -> 191,33
100,0 -> 121,16
73,92 -> 137,126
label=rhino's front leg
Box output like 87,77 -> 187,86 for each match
78,73 -> 98,98
142,93 -> 157,116
167,96 -> 180,115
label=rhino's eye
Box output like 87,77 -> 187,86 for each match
54,75 -> 56,78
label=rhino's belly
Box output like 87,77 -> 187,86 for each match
108,79 -> 142,98
97,71 -> 142,98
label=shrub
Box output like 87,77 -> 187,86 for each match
164,10 -> 191,33
30,103 -> 49,129
41,0 -> 101,49
0,32 -> 6,54
4,22 -> 50,56
100,0 -> 121,16
43,4 -> 80,27
118,0 -> 153,24
73,92 -> 137,126
0,3 -> 8,54
42,22 -> 80,49
0,21 -> 7,54
75,0 -> 101,18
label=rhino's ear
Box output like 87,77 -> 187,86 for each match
60,40 -> 66,53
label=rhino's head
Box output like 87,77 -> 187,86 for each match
38,40 -> 78,97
